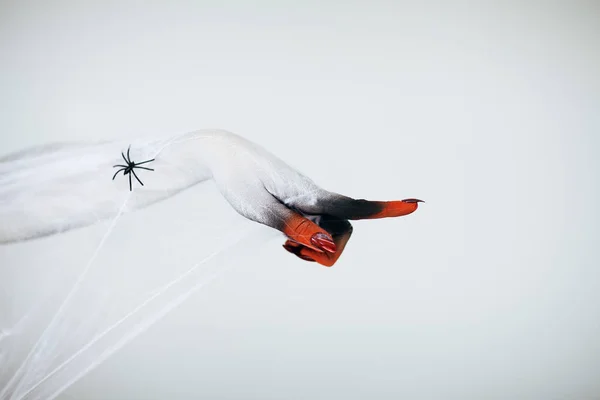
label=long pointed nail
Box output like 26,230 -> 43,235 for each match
310,232 -> 336,254
283,244 -> 296,254
401,198 -> 424,203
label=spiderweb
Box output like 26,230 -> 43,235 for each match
0,175 -> 269,400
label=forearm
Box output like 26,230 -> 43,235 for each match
0,130 -> 229,243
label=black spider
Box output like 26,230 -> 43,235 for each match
112,146 -> 155,191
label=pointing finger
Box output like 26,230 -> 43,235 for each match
310,194 -> 424,220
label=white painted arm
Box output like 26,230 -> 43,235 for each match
0,129 -> 422,266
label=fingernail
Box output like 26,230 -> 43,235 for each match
401,198 -> 424,203
310,232 -> 337,254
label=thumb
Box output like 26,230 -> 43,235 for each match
215,179 -> 338,254
279,212 -> 337,254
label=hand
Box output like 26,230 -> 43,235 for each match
279,199 -> 423,267
207,132 -> 424,267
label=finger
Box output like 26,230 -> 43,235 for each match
278,211 -> 337,254
282,216 -> 353,267
309,193 -> 424,220
216,183 -> 339,254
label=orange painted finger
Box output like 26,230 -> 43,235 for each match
239,191 -> 339,255
311,195 -> 424,220
282,216 -> 353,267
280,213 -> 337,254
366,198 -> 424,219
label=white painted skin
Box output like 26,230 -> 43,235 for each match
0,129 -> 328,244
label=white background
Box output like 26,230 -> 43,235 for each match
1,1 -> 599,399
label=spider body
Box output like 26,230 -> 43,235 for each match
112,146 -> 155,191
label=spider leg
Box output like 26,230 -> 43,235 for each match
134,159 -> 155,166
128,172 -> 132,191
134,166 -> 154,171
131,169 -> 144,186
112,168 -> 126,180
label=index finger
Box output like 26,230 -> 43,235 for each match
313,194 -> 424,220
